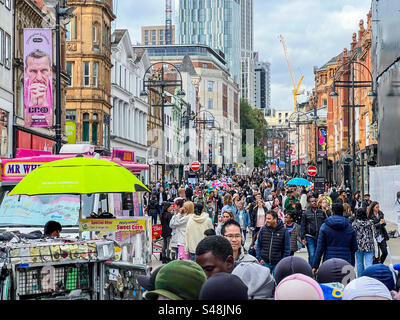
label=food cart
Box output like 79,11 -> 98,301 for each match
0,146 -> 152,300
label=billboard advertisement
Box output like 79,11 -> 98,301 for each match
24,28 -> 53,127
317,127 -> 327,158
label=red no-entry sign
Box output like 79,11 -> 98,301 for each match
307,165 -> 317,176
191,161 -> 201,172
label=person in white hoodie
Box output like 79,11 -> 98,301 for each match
185,202 -> 214,261
170,199 -> 192,260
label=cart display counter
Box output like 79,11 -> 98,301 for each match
0,238 -> 114,300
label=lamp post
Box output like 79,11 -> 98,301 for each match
141,62 -> 185,187
329,60 -> 376,192
43,0 -> 76,154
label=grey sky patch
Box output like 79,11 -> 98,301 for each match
114,0 -> 372,110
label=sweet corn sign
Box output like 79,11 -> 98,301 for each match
79,218 -> 146,233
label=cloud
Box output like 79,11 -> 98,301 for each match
254,0 -> 372,110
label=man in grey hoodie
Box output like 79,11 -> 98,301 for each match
221,219 -> 259,267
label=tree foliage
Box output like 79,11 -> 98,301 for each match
240,99 -> 268,167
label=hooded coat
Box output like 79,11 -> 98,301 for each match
312,215 -> 358,269
169,213 -> 190,248
232,262 -> 275,299
184,212 -> 213,254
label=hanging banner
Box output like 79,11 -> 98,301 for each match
317,127 -> 328,158
24,28 -> 53,128
79,218 -> 146,233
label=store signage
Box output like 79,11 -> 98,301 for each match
3,162 -> 45,177
24,29 -> 53,128
79,218 -> 146,233
318,127 -> 328,158
112,149 -> 135,162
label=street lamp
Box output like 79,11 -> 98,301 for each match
330,60 -> 376,192
43,0 -> 76,154
141,62 -> 185,187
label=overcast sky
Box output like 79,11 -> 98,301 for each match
114,0 -> 372,110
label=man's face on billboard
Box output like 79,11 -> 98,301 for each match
25,56 -> 51,85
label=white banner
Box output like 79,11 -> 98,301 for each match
369,165 -> 400,224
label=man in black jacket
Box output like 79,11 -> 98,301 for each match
157,187 -> 168,214
300,197 -> 327,266
256,211 -> 291,273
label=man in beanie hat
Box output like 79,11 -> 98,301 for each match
316,258 -> 356,286
342,276 -> 392,300
199,273 -> 248,300
144,260 -> 206,300
274,256 -> 313,285
362,264 -> 396,292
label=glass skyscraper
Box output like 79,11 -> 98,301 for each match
175,0 -> 241,84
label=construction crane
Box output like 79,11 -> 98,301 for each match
165,0 -> 172,45
279,35 -> 304,112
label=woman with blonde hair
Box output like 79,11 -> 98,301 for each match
318,197 -> 332,218
169,200 -> 194,260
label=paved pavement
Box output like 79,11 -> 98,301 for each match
149,222 -> 400,269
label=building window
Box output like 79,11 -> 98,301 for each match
66,109 -> 76,121
92,25 -> 97,43
202,64 -> 208,69
83,113 -> 90,141
66,22 -> 71,41
103,113 -> 110,150
66,62 -> 73,87
4,33 -> 10,69
208,98 -> 213,109
0,29 -> 3,65
92,113 -> 98,145
83,62 -> 90,87
208,81 -> 213,92
93,62 -> 99,87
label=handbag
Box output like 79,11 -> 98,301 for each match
371,223 -> 380,259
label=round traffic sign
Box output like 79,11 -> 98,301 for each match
307,165 -> 317,176
191,161 -> 201,172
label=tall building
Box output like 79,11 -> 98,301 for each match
253,56 -> 271,116
175,0 -> 241,84
240,0 -> 254,103
141,25 -> 175,45
134,44 -> 241,167
65,0 -> 116,153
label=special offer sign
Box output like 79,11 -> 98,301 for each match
79,218 -> 146,233
24,29 -> 53,128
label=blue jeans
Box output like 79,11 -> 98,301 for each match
262,262 -> 276,275
305,236 -> 317,266
149,213 -> 158,225
356,251 -> 374,277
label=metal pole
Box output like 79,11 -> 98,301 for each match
352,62 -> 356,192
55,3 -> 62,154
314,101 -> 318,166
161,66 -> 166,187
297,114 -> 300,176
